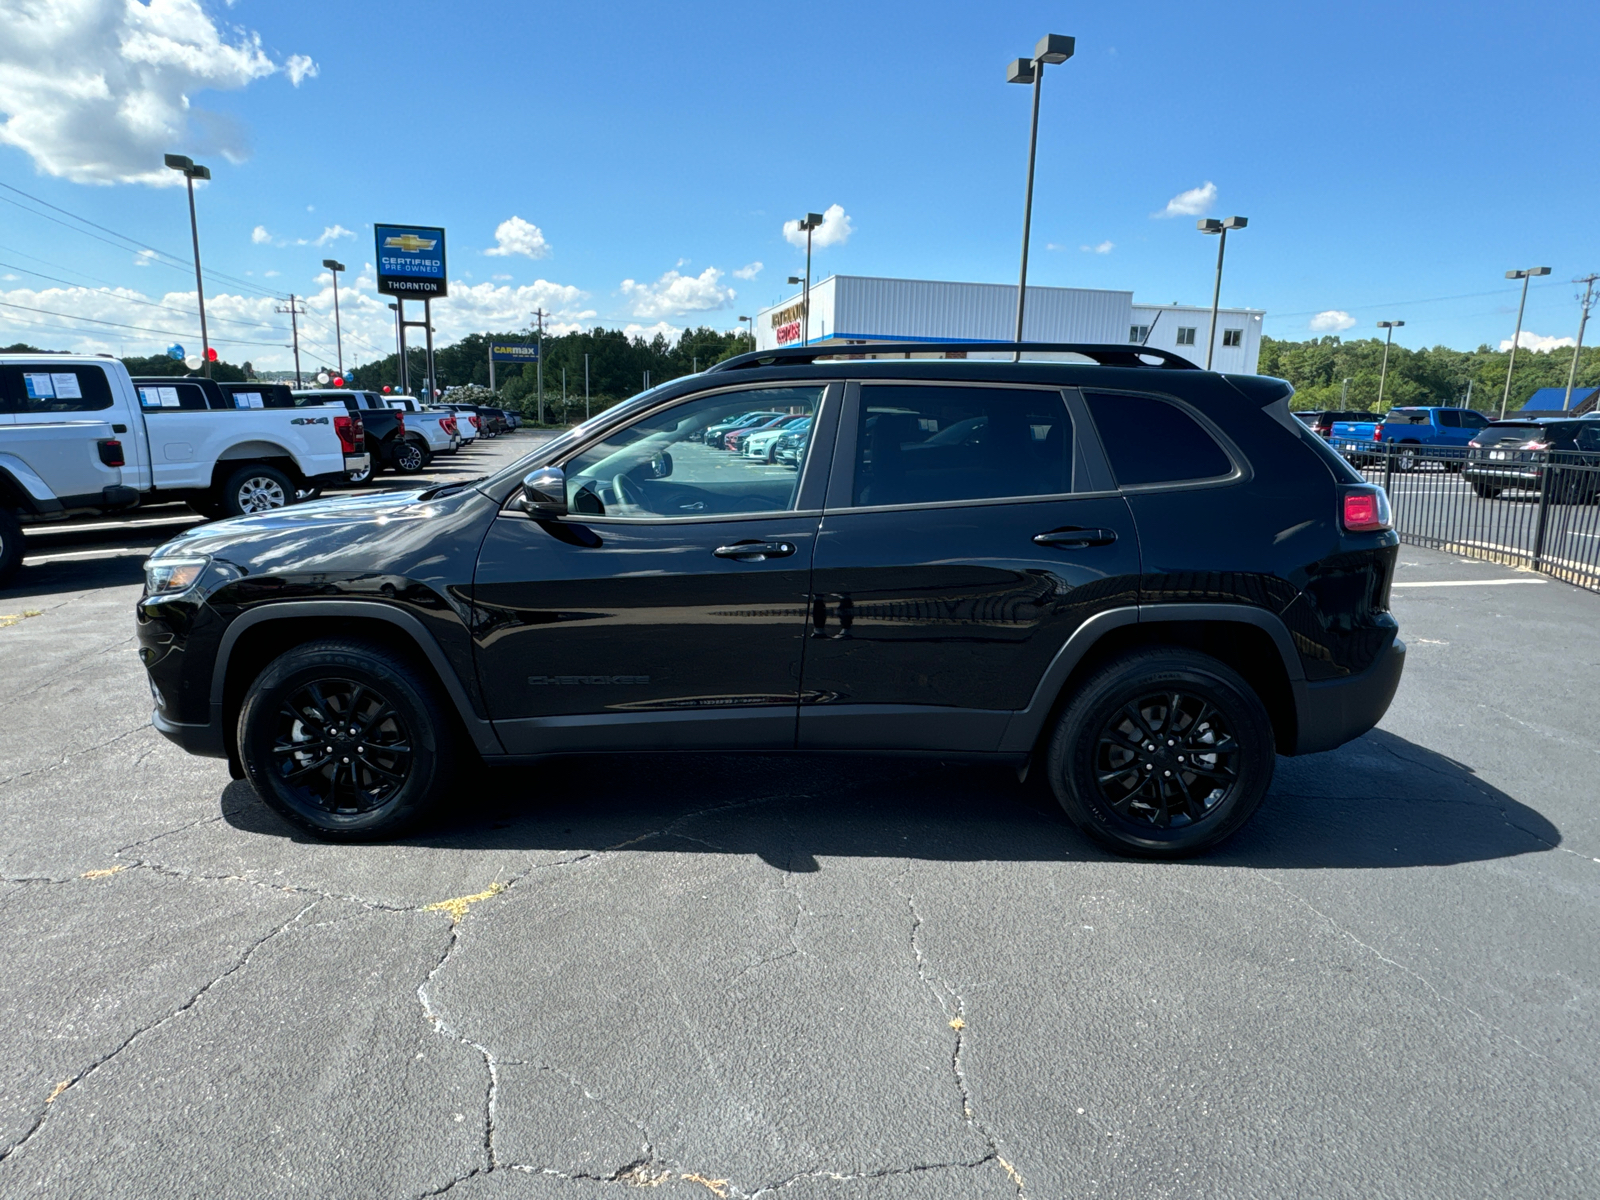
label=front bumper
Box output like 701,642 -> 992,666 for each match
151,705 -> 226,758
1293,637 -> 1406,754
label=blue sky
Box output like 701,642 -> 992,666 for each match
1,0 -> 1596,370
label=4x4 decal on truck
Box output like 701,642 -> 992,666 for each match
290,416 -> 330,425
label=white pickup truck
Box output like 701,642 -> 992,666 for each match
0,354 -> 367,541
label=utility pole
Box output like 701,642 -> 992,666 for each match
584,352 -> 590,420
276,294 -> 306,388
1376,320 -> 1403,410
488,340 -> 495,393
530,308 -> 547,424
1340,378 -> 1350,406
1564,274 -> 1598,410
1501,266 -> 1551,418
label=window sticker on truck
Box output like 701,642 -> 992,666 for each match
233,392 -> 264,409
138,386 -> 181,408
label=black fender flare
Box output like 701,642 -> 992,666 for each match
997,603 -> 1307,754
209,599 -> 503,756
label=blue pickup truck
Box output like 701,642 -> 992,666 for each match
1331,406 -> 1493,470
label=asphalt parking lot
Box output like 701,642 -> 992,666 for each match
1,454 -> 1596,1197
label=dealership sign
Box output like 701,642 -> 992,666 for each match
770,300 -> 803,346
490,340 -> 540,363
375,224 -> 447,297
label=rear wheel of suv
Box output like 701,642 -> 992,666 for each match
219,464 -> 293,517
1470,479 -> 1502,499
1044,649 -> 1275,858
237,639 -> 457,840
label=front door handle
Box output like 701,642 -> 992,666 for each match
714,540 -> 796,561
1033,527 -> 1118,548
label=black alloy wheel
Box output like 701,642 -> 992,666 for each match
1395,443 -> 1419,472
238,639 -> 457,839
1045,649 -> 1274,858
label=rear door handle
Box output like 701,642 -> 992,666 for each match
714,541 -> 796,561
1033,527 -> 1118,548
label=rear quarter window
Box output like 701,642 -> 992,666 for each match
1085,391 -> 1233,487
137,382 -> 210,411
0,364 -> 114,413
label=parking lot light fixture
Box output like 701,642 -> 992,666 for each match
1376,320 -> 1405,409
1006,33 -> 1075,360
794,213 -> 823,345
1501,267 -> 1553,418
322,259 -> 346,376
1198,216 -> 1247,371
165,153 -> 213,377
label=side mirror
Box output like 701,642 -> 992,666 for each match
651,450 -> 673,479
517,466 -> 567,518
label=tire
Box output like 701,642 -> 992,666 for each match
1470,479 -> 1501,500
392,439 -> 429,474
348,441 -> 380,486
0,508 -> 23,588
1044,648 -> 1276,858
765,443 -> 778,464
219,464 -> 294,517
1395,442 -> 1419,472
237,638 -> 458,840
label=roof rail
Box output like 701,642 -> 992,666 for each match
707,342 -> 1201,373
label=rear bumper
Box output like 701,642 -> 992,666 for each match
1292,637 -> 1406,754
151,705 -> 226,758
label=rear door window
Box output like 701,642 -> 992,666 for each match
1084,391 -> 1233,487
1,364 -> 114,414
1385,409 -> 1431,425
1437,410 -> 1460,427
850,385 -> 1073,507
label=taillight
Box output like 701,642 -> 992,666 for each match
395,413 -> 406,434
333,414 -> 360,451
1342,487 -> 1392,533
97,438 -> 124,467
1521,440 -> 1551,450
1372,424 -> 1385,442
442,417 -> 458,435
469,416 -> 480,430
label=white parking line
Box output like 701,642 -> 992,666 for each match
23,546 -> 156,564
23,514 -> 202,536
1391,578 -> 1547,588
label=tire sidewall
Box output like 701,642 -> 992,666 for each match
1048,653 -> 1276,857
238,643 -> 451,839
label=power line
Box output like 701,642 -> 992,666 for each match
0,259 -> 285,332
0,297 -> 287,346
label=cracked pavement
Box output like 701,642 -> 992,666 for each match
0,541 -> 1596,1198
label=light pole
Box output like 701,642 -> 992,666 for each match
1501,266 -> 1551,418
1198,216 -> 1248,370
786,277 -> 804,346
1563,274 -> 1597,410
322,259 -> 345,377
738,315 -> 753,351
388,303 -> 404,392
164,153 -> 212,377
1005,34 -> 1074,360
1376,320 -> 1404,409
792,213 -> 823,344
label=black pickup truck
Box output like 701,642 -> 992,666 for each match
293,389 -> 419,483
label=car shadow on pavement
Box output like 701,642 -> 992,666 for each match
3,552 -> 149,599
218,727 -> 1560,872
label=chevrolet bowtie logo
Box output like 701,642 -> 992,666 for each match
384,234 -> 436,252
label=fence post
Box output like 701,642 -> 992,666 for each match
1381,442 -> 1394,497
1531,456 -> 1554,573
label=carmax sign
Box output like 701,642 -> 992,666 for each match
375,223 -> 447,297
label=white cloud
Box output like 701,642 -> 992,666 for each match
733,262 -> 763,280
485,216 -> 550,259
491,274 -> 511,281
312,224 -> 353,247
622,321 -> 686,346
251,225 -> 273,245
0,0 -> 303,185
1309,310 -> 1357,333
783,204 -> 853,249
1155,181 -> 1217,218
134,249 -> 157,267
284,54 -> 318,87
619,266 -> 735,319
1501,330 -> 1576,353
263,269 -> 279,277
1080,241 -> 1114,254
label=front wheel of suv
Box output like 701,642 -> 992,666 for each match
1044,649 -> 1275,858
237,639 -> 458,840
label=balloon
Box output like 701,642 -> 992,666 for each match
184,354 -> 201,370
167,344 -> 184,360
316,371 -> 330,385
332,376 -> 344,387
206,346 -> 218,362
382,385 -> 391,393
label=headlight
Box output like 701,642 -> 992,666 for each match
143,555 -> 210,596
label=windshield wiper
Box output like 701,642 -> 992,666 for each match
416,476 -> 486,501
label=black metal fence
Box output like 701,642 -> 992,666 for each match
1331,440 -> 1600,593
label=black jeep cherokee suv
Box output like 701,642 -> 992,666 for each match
137,342 -> 1404,856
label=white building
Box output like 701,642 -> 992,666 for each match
755,275 -> 1264,374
